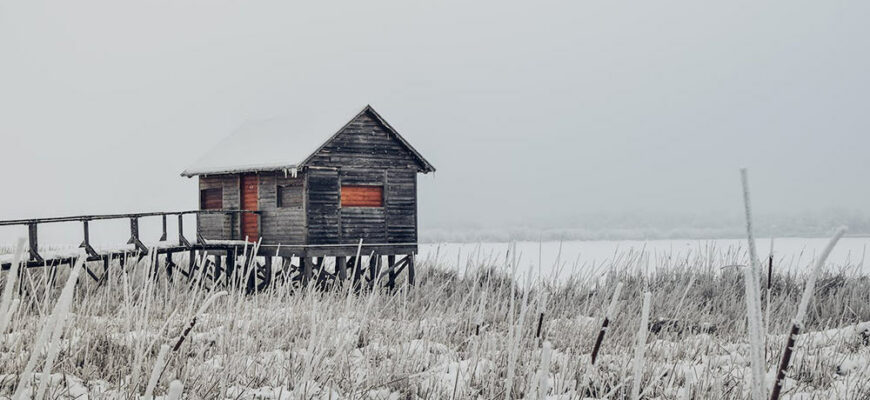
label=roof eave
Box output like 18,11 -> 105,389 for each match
180,164 -> 299,178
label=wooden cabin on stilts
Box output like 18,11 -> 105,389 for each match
0,105 -> 435,292
181,104 -> 436,290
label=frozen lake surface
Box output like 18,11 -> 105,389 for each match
418,237 -> 870,280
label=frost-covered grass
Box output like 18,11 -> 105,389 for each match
1,247 -> 870,399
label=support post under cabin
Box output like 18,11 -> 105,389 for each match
301,257 -> 311,286
387,255 -> 396,289
225,248 -> 236,286
215,253 -> 223,282
368,255 -> 379,286
407,253 -> 415,286
336,256 -> 347,283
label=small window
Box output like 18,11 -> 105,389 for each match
200,188 -> 223,210
341,185 -> 383,207
277,184 -> 302,208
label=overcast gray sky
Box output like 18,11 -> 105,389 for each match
1,0 -> 868,241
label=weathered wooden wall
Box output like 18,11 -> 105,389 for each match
306,112 -> 425,170
339,169 -> 386,243
198,175 -> 240,240
195,110 -> 424,253
257,172 -> 306,245
386,169 -> 417,244
306,169 -> 340,245
304,110 -> 420,248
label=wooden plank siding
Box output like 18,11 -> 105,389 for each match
305,111 -> 425,170
240,174 -> 259,242
257,172 -> 306,246
198,175 -> 240,240
385,169 -> 417,244
306,169 -> 341,244
303,111 -> 422,248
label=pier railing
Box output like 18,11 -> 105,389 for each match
0,210 -> 259,264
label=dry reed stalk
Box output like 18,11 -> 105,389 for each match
15,256 -> 84,400
591,281 -> 623,365
144,344 -> 170,400
740,168 -> 767,400
770,227 -> 846,400
0,238 -> 26,334
631,291 -> 652,400
535,290 -> 548,339
166,380 -> 184,400
505,268 -> 531,400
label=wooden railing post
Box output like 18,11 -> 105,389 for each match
127,217 -> 148,254
178,214 -> 191,247
159,214 -> 168,241
79,220 -> 98,257
28,223 -> 43,263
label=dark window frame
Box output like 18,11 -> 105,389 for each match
276,183 -> 303,208
200,188 -> 223,210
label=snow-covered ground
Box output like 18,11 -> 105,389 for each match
1,238 -> 869,399
420,237 -> 870,280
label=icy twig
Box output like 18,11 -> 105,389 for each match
740,168 -> 767,400
0,238 -> 26,334
17,256 -> 84,400
631,292 -> 652,400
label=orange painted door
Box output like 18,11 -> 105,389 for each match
240,174 -> 259,242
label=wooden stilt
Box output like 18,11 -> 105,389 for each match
166,252 -> 175,279
226,249 -> 236,286
103,256 -> 110,285
301,257 -> 312,286
188,249 -> 196,278
407,253 -> 416,286
368,255 -> 379,286
215,253 -> 223,283
336,256 -> 347,283
387,255 -> 396,290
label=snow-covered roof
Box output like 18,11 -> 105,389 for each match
181,105 -> 434,177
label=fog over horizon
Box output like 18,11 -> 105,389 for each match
2,0 -> 869,244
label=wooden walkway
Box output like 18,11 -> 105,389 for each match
0,210 -> 415,291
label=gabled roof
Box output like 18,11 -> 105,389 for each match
181,105 -> 435,177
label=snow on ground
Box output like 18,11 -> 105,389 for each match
420,237 -> 870,279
